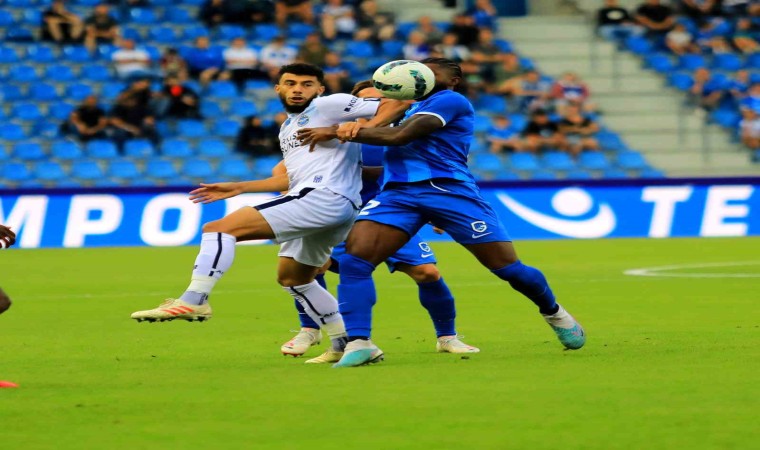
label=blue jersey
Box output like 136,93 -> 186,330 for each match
382,90 -> 476,186
360,144 -> 384,205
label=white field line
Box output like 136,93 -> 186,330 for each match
624,261 -> 760,279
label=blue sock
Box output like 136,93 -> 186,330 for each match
337,254 -> 377,338
492,260 -> 559,315
294,299 -> 321,329
315,273 -> 327,290
418,277 -> 456,337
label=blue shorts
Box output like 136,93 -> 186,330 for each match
330,233 -> 437,273
356,179 -> 511,245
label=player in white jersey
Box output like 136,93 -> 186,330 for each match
131,63 -> 406,356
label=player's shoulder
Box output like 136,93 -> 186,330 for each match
313,93 -> 356,108
425,90 -> 471,107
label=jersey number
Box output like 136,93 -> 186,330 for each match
358,200 -> 380,216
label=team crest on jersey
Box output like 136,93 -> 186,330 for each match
297,115 -> 310,127
471,221 -> 488,233
418,242 -> 432,253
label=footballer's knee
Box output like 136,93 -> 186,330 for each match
401,264 -> 441,284
0,289 -> 11,315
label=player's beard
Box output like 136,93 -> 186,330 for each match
279,92 -> 319,114
421,82 -> 449,99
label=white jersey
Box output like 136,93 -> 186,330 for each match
279,93 -> 381,207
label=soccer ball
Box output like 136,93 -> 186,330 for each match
372,60 -> 436,100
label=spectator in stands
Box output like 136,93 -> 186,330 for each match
498,70 -> 552,113
413,16 -> 444,45
680,0 -> 718,26
559,105 -> 600,156
471,28 -> 503,83
222,37 -> 264,93
434,33 -> 471,62
61,95 -> 108,142
186,36 -> 224,86
732,18 -> 759,54
260,36 -> 297,80
235,115 -> 280,157
109,89 -> 159,148
112,39 -> 154,81
522,109 -> 566,153
739,83 -> 760,114
321,0 -> 357,41
728,70 -> 751,105
121,78 -> 154,110
708,36 -> 733,54
403,31 -> 431,61
199,0 -> 227,28
448,14 -> 480,48
597,0 -> 644,40
465,0 -> 498,30
666,23 -> 699,55
42,0 -> 84,44
297,33 -> 329,67
723,0 -> 751,17
493,52 -> 524,85
155,76 -> 201,119
459,60 -> 486,95
354,0 -> 396,43
323,52 -> 352,94
551,72 -> 593,114
487,116 -> 523,154
160,48 -> 189,82
635,0 -> 675,36
275,0 -> 314,27
84,3 -> 119,51
740,108 -> 760,149
690,67 -> 725,110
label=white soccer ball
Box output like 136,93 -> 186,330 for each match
372,60 -> 436,100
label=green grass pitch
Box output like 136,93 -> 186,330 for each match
1,238 -> 758,449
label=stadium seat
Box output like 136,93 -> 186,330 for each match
200,100 -> 224,117
105,160 -> 139,181
66,83 -> 94,102
9,64 -> 40,82
45,64 -> 76,81
0,46 -> 20,63
345,41 -> 375,58
616,151 -> 649,170
183,158 -> 215,178
230,100 -> 258,117
183,25 -> 209,40
565,169 -> 593,180
287,23 -> 316,39
91,178 -> 122,188
244,79 -> 271,91
0,123 -> 26,141
35,161 -> 67,182
217,158 -> 251,179
124,139 -> 155,158
213,119 -> 240,138
602,168 -> 629,179
711,109 -> 741,129
2,162 -> 32,182
644,54 -> 675,74
176,120 -> 208,138
472,154 -> 503,173
146,159 -> 178,179
712,53 -> 742,72
100,82 -> 127,100
96,44 -> 118,61
7,0 -> 37,6
530,170 -> 558,180
5,27 -> 35,42
218,24 -> 246,40
251,24 -> 280,41
86,140 -> 119,159
51,140 -> 83,160
624,36 -> 653,55
494,39 -> 513,53
165,7 -> 194,24
29,83 -> 60,102
71,160 -> 105,180
18,179 -> 46,188
508,153 -> 540,172
26,44 -> 57,63
34,121 -> 61,139
197,139 -> 231,157
541,152 -> 575,171
578,152 -> 610,171
0,10 -> 14,27
160,139 -> 194,157
48,102 -> 75,121
208,81 -> 238,99
494,169 -> 520,180
62,45 -> 92,63
130,8 -> 159,24
668,72 -> 694,91
54,179 -> 84,188
13,142 -> 45,160
639,168 -> 665,178
82,64 -> 112,82
0,85 -> 24,102
11,103 -> 43,121
678,54 -> 706,71
476,95 -> 507,114
473,114 -> 492,133
396,22 -> 416,39
149,26 -> 177,44
745,52 -> 760,69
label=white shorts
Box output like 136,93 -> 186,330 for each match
255,187 -> 358,267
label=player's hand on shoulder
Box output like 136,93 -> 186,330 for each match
189,182 -> 241,204
296,126 -> 338,152
0,224 -> 15,248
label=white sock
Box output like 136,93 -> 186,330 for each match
180,232 -> 236,305
285,280 -> 348,351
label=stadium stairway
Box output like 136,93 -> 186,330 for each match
501,15 -> 760,177
376,0 -> 453,22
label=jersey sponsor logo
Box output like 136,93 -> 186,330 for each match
418,242 -> 432,253
297,115 -> 310,127
343,96 -> 358,112
280,134 -> 301,156
496,188 -> 616,239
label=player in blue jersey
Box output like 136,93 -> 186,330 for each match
280,80 -> 479,363
298,58 -> 586,367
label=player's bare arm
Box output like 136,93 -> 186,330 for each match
0,224 -> 16,248
299,113 -> 443,148
189,174 -> 290,204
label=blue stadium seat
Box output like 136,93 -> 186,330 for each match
396,22 -> 416,39
67,83 -> 94,102
530,170 -> 558,180
71,160 -> 104,180
53,179 -> 83,188
146,159 -> 178,179
678,54 -> 706,71
129,178 -> 158,187
183,158 -> 215,178
129,8 -> 159,24
668,72 -> 694,91
197,139 -> 230,157
0,10 -> 14,27
9,64 -> 40,82
86,140 -> 119,159
508,114 -> 528,131
287,23 -> 315,39
644,54 -> 675,74
26,44 -> 57,63
183,25 -> 209,40
639,168 -> 665,178
712,53 -> 742,72
494,39 -> 513,53
244,79 -> 271,91
508,153 -> 540,172
472,154 -> 503,172
18,179 -> 46,188
345,41 -> 375,58
96,44 -> 118,61
91,178 -> 122,188
624,36 -> 653,55
12,103 -> 43,121
2,162 -> 32,182
711,109 -> 741,128
20,9 -> 41,26
13,142 -> 45,160
264,98 -> 284,114
616,151 -> 648,170
29,83 -> 59,101
602,168 -> 629,179
109,160 -> 141,180
596,130 -> 627,152
45,64 -> 76,81
35,161 -> 67,182
5,27 -> 35,42
217,158 -> 251,179
251,24 -> 280,41
49,102 -> 75,121
51,140 -> 83,160
200,100 -> 224,117
565,169 -> 593,180
745,52 -> 760,69
0,46 -> 19,63
176,120 -> 208,138
62,45 -> 92,63
7,0 -> 37,6
253,156 -> 282,177
495,168 -> 520,180
124,139 -> 155,158
165,8 -> 194,24
218,24 -> 246,40
34,121 -> 60,139
213,119 -> 240,138
578,152 -> 610,171
476,95 -> 507,114
208,81 -> 238,99
100,82 -> 127,100
230,100 -> 258,117
472,114 -> 492,133
0,123 -> 26,141
82,64 -> 112,82
541,152 -> 575,171
160,139 -> 194,157
149,26 -> 177,44
378,40 -> 404,58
